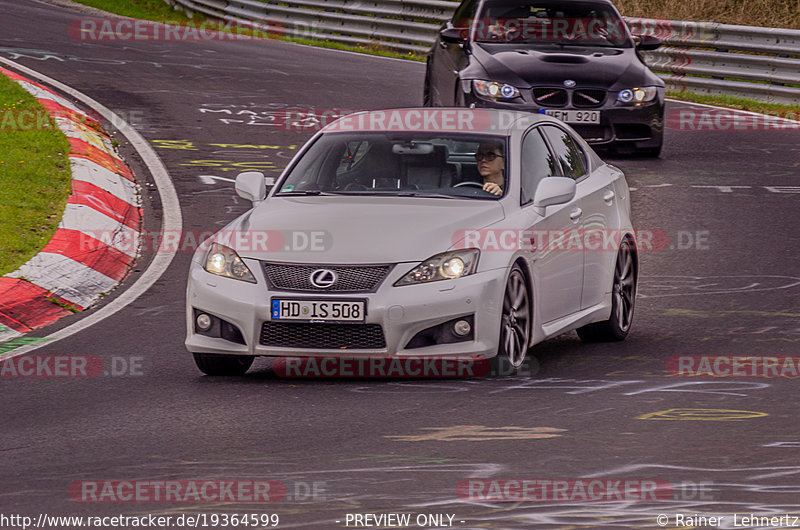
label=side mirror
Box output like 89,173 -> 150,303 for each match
633,34 -> 662,51
440,27 -> 468,44
235,171 -> 267,205
532,177 -> 576,216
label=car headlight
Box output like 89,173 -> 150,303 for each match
395,249 -> 480,286
617,87 -> 658,104
203,243 -> 256,283
473,80 -> 520,100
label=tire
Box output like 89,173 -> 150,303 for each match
577,240 -> 636,342
193,353 -> 254,376
499,264 -> 531,368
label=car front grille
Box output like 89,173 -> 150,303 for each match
573,89 -> 606,108
533,88 -> 568,107
260,322 -> 386,349
263,262 -> 392,292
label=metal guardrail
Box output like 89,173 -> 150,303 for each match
165,0 -> 800,104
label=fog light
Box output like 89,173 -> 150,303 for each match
453,319 -> 471,336
196,313 -> 213,331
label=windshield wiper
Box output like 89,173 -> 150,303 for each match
277,189 -> 329,196
396,192 -> 458,199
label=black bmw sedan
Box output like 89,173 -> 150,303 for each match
424,0 -> 665,156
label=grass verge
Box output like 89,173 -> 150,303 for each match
0,74 -> 72,276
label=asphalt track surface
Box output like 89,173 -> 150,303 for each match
1,1 -> 800,528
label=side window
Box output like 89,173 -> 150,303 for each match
452,0 -> 479,28
520,128 -> 558,205
540,126 -> 587,180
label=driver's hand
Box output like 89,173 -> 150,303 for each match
483,182 -> 502,196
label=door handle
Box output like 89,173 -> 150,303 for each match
603,190 -> 615,202
569,208 -> 582,221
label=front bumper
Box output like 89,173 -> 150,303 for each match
465,91 -> 664,149
185,258 -> 506,358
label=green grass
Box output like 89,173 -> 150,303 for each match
0,75 -> 72,276
69,0 -> 191,20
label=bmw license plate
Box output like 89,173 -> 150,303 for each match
271,299 -> 366,322
544,110 -> 600,124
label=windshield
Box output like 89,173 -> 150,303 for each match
275,133 -> 508,200
473,1 -> 631,47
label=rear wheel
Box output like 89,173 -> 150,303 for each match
499,264 -> 531,367
193,353 -> 254,376
577,240 -> 636,342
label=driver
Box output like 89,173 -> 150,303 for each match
475,140 -> 505,196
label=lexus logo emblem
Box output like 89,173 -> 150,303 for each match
310,269 -> 337,289
563,79 -> 576,88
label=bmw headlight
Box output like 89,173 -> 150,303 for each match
203,243 -> 256,283
473,80 -> 520,100
395,249 -> 480,286
617,87 -> 658,104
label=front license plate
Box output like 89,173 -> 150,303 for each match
544,110 -> 601,124
271,299 -> 366,322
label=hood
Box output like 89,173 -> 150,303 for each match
226,196 -> 505,264
468,43 -> 657,89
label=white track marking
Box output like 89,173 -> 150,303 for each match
0,57 -> 182,359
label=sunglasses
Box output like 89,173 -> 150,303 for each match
475,152 -> 503,161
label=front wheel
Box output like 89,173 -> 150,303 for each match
577,240 -> 636,342
499,264 -> 531,367
193,353 -> 254,376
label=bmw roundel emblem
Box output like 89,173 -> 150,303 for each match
563,79 -> 576,88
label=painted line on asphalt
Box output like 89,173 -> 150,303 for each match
0,57 -> 182,359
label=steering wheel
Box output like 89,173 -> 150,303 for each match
343,182 -> 368,191
454,181 -> 484,188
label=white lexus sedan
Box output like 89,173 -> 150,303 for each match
185,108 -> 637,376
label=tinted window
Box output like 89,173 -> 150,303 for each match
520,129 -> 558,205
540,126 -> 586,179
453,0 -> 480,27
276,132 -> 507,200
474,0 -> 631,47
